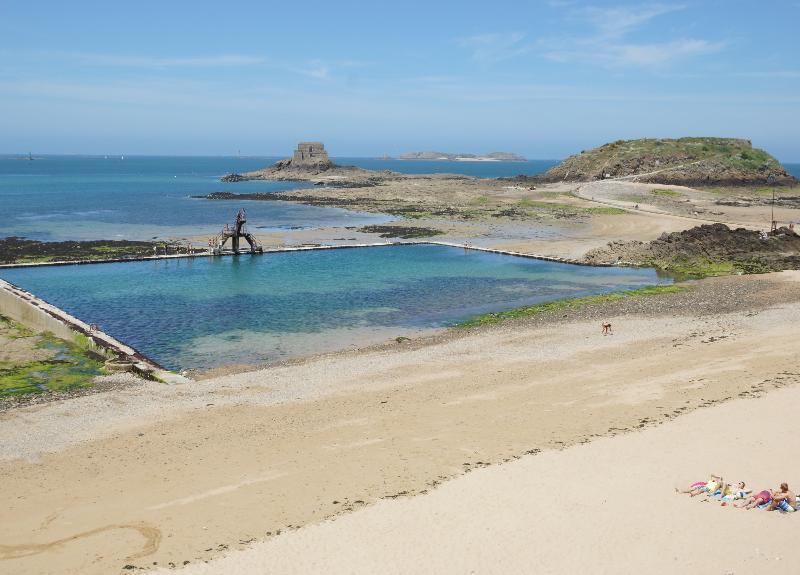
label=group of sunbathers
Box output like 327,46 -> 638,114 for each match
677,474 -> 798,512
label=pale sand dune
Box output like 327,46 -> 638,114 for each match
162,383 -> 800,575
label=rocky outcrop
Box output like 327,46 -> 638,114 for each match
258,141 -> 335,177
356,225 -> 445,239
538,138 -> 797,187
230,141 -> 385,184
584,223 -> 800,275
0,237 -> 158,265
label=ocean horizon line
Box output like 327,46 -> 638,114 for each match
0,152 -> 564,161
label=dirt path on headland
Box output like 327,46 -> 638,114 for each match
575,180 -> 757,227
1,272 -> 799,574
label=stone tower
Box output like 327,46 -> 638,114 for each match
292,142 -> 330,166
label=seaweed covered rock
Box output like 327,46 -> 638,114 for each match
584,223 -> 800,276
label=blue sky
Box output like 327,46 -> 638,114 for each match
1,1 -> 798,159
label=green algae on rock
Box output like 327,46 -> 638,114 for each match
0,316 -> 107,397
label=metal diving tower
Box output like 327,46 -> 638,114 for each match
211,209 -> 263,255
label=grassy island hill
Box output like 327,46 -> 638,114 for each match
540,137 -> 796,187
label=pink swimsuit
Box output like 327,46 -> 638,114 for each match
757,490 -> 772,503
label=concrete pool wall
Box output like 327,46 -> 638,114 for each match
0,278 -> 186,383
0,240 -> 617,270
0,241 -> 629,379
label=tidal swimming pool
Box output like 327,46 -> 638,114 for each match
0,245 -> 670,371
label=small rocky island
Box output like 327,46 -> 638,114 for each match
537,137 -> 796,187
223,142 -> 384,184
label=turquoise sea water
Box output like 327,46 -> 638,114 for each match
0,245 -> 669,371
340,157 -> 558,178
0,155 -> 553,242
0,155 -> 394,241
3,155 -> 794,243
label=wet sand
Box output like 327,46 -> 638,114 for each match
1,271 -> 799,574
193,177 -> 800,262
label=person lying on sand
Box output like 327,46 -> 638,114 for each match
766,483 -> 797,512
676,475 -> 723,497
736,489 -> 773,509
720,481 -> 749,501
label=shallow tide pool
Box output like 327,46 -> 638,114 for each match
0,245 -> 670,371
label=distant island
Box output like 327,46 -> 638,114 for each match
397,151 -> 527,162
537,137 -> 796,187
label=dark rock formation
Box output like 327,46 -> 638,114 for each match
226,142 -> 394,186
0,237 -> 158,265
584,223 -> 800,275
357,225 -> 445,239
221,173 -> 247,182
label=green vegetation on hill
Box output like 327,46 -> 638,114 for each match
541,137 -> 795,187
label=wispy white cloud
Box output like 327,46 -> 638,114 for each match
613,39 -> 722,65
0,79 -> 212,106
25,51 -> 368,82
546,38 -> 723,66
457,32 -> 531,62
580,3 -> 685,39
732,70 -> 800,79
3,76 -> 800,126
539,2 -> 722,67
293,60 -> 330,80
68,52 -> 266,68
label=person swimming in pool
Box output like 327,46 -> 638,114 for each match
676,474 -> 723,497
766,483 -> 796,512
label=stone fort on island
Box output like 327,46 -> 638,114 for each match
292,142 -> 330,166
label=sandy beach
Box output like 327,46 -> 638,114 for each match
1,271 -> 798,574
161,381 -> 800,575
5,2 -> 800,573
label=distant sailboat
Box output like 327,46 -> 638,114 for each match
28,152 -> 33,161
